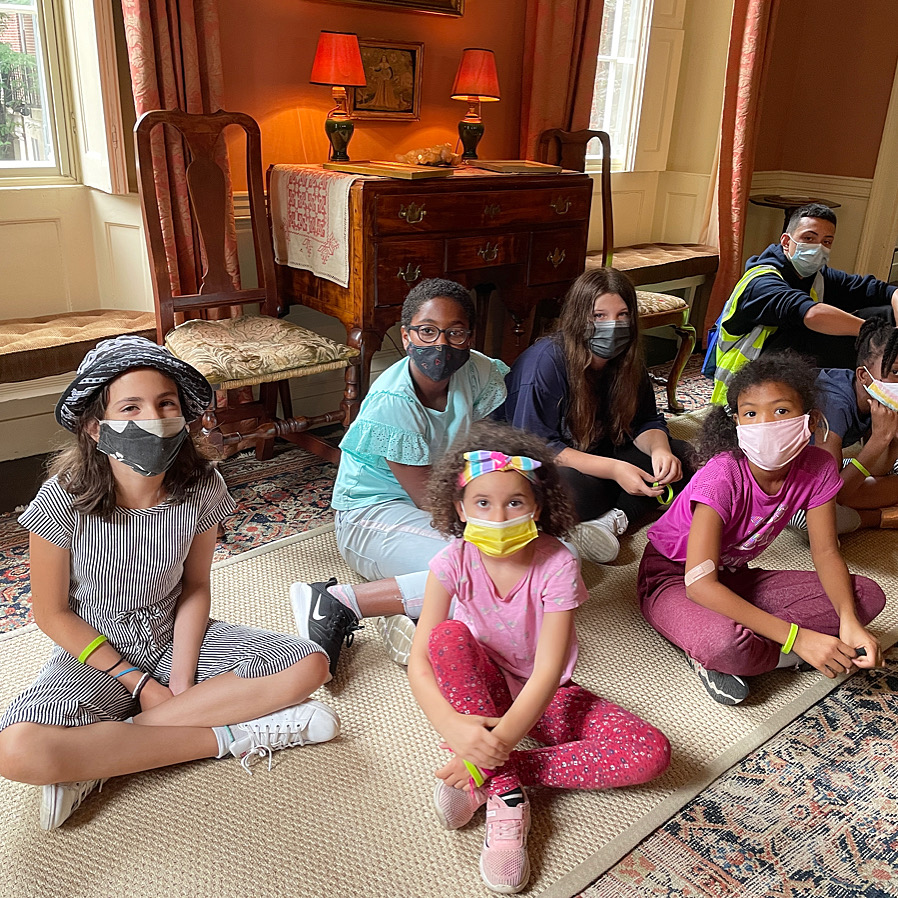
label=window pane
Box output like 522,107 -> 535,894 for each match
588,0 -> 653,170
0,1 -> 55,167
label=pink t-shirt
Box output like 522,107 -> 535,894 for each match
647,446 -> 841,569
429,533 -> 588,697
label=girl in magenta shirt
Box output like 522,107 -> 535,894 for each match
408,421 -> 670,895
640,352 -> 885,707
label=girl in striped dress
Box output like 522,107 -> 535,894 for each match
0,336 -> 339,830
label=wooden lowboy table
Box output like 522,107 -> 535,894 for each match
270,166 -> 593,397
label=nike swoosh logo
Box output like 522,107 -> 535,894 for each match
312,595 -> 327,621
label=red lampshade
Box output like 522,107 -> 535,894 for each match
310,31 -> 367,87
450,48 -> 500,102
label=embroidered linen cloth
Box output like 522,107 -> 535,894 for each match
269,164 -> 363,288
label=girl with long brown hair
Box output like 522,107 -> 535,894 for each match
498,267 -> 693,563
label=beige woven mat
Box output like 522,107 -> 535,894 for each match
2,516 -> 897,898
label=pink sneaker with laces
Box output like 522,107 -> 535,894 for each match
433,781 -> 487,829
479,792 -> 531,894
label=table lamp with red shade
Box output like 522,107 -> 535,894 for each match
450,48 -> 500,161
310,31 -> 367,162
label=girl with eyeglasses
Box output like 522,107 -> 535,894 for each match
290,279 -> 509,678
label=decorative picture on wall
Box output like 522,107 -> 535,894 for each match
349,40 -> 424,121
328,0 -> 463,15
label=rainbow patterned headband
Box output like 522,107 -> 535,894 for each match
459,450 -> 542,487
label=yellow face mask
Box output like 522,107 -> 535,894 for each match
462,512 -> 538,558
863,367 -> 898,412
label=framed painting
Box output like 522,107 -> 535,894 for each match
327,0 -> 463,15
349,39 -> 424,121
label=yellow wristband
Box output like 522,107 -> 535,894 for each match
78,634 -> 108,664
849,458 -> 872,478
462,760 -> 486,787
781,623 -> 799,654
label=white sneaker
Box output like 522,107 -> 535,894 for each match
572,508 -> 629,564
228,699 -> 340,773
376,613 -> 417,666
40,778 -> 106,830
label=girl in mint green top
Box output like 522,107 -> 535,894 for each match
290,279 -> 509,676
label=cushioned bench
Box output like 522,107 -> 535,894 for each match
0,310 -> 157,384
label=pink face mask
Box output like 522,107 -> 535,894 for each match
736,414 -> 812,471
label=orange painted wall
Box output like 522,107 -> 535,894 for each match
218,0 -> 527,189
755,1 -> 898,179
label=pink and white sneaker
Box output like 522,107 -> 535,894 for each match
479,792 -> 531,894
433,781 -> 487,830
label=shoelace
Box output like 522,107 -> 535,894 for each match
238,723 -> 309,774
344,620 -> 363,648
489,816 -> 523,844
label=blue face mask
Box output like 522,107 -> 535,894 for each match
788,241 -> 830,278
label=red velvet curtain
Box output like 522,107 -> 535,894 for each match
519,0 -> 605,160
120,0 -> 237,303
704,0 -> 781,334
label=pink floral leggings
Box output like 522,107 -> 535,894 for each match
428,620 -> 671,796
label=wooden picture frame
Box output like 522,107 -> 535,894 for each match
349,39 -> 424,121
327,0 -> 463,15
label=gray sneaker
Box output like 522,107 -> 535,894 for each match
685,655 -> 749,705
572,508 -> 629,564
40,778 -> 107,830
376,613 -> 417,666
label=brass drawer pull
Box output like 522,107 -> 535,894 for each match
397,263 -> 422,284
484,203 -> 502,218
398,202 -> 427,224
550,197 -> 571,215
547,248 -> 566,269
477,242 -> 499,262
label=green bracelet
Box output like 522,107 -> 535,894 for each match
77,634 -> 108,664
781,622 -> 799,654
849,457 -> 872,478
462,760 -> 487,787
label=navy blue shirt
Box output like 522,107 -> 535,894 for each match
815,368 -> 869,447
494,336 -> 667,455
726,243 -> 895,350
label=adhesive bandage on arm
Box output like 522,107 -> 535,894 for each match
684,559 -> 716,587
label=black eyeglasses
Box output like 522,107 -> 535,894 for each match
406,325 -> 473,346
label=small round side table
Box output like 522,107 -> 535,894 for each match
749,194 -> 842,234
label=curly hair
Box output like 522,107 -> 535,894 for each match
400,278 -> 477,330
47,378 -> 217,520
427,420 -> 577,539
856,314 -> 898,377
553,267 -> 643,449
698,350 -> 819,463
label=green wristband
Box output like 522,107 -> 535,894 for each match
781,623 -> 799,654
462,760 -> 486,787
849,457 -> 872,478
78,634 -> 108,664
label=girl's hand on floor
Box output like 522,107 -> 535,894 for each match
440,713 -> 509,770
435,754 -> 472,789
793,629 -> 858,677
839,620 -> 883,669
615,461 -> 664,497
139,678 -> 175,711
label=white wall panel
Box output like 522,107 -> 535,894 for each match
0,220 -> 69,316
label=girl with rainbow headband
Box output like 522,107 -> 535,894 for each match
408,421 -> 670,895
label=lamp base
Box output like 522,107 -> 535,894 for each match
458,120 -> 484,160
325,117 -> 355,162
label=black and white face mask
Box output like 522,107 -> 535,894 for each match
97,416 -> 188,477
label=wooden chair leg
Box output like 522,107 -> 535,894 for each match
666,322 -> 696,414
255,382 -> 279,460
341,360 -> 361,425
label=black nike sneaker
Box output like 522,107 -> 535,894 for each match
290,578 -> 362,681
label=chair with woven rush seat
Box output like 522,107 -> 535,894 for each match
135,109 -> 360,463
538,128 -> 718,413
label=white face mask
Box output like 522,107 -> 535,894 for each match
788,241 -> 830,278
863,367 -> 898,412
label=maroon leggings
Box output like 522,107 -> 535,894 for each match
428,620 -> 671,795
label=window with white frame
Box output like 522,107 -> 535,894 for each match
0,0 -> 73,179
587,0 -> 654,171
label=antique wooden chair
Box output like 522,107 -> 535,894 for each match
135,109 -> 359,463
538,128 -> 718,412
